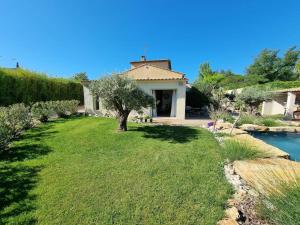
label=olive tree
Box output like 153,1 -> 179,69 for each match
208,88 -> 232,130
236,87 -> 273,114
90,74 -> 154,131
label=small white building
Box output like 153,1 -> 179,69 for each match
82,56 -> 187,119
262,88 -> 300,119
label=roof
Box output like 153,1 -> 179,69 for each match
273,87 -> 300,93
124,64 -> 186,81
130,59 -> 171,69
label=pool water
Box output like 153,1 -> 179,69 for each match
250,132 -> 300,161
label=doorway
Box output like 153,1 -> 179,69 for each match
155,90 -> 174,117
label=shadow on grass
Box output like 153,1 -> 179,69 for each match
133,125 -> 199,143
0,121 -> 58,224
0,164 -> 41,224
0,124 -> 55,162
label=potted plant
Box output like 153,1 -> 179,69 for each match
144,115 -> 150,123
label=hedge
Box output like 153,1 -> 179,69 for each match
0,68 -> 83,106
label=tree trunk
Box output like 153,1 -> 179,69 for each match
118,112 -> 129,131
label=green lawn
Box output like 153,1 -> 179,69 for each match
0,117 -> 233,225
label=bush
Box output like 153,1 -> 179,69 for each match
0,104 -> 32,150
236,114 -> 257,126
223,113 -> 235,123
0,107 -> 12,150
0,67 -> 83,106
31,102 -> 54,122
222,140 -> 266,161
236,114 -> 283,127
50,101 -> 67,118
6,103 -> 32,137
65,100 -> 80,115
51,100 -> 80,118
257,118 -> 281,127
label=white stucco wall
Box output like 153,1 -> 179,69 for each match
136,80 -> 186,119
82,80 -> 187,119
262,93 -> 287,115
83,85 -> 95,114
262,100 -> 285,115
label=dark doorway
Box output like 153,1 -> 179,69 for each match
155,90 -> 173,117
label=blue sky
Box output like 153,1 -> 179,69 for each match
1,0 -> 300,82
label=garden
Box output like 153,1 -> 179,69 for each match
1,116 -> 239,225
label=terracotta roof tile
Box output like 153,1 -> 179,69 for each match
124,64 -> 186,81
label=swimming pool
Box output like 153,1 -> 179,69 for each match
250,132 -> 300,161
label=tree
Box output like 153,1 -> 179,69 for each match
236,87 -> 273,114
295,60 -> 300,79
198,62 -> 213,80
246,47 -> 300,82
73,72 -> 88,81
208,88 -> 231,130
89,74 -> 154,131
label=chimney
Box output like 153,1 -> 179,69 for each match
140,56 -> 146,61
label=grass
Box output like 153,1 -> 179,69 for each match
258,182 -> 300,225
221,140 -> 266,161
0,117 -> 233,225
236,114 -> 283,127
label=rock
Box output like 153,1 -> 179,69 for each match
240,124 -> 269,132
221,128 -> 248,136
225,207 -> 240,220
269,126 -> 300,132
216,122 -> 233,130
217,218 -> 239,225
227,198 -> 238,207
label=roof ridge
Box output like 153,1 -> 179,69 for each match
125,63 -> 185,76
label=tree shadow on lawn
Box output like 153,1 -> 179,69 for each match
0,123 -> 56,162
132,125 -> 199,143
0,164 -> 41,224
0,122 -> 56,224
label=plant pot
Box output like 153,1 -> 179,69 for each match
145,118 -> 148,123
150,118 -> 153,123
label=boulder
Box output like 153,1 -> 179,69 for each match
240,124 -> 269,132
269,126 -> 300,133
215,122 -> 233,130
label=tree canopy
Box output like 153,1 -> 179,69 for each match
236,87 -> 273,114
246,47 -> 300,82
73,72 -> 88,81
90,74 -> 154,131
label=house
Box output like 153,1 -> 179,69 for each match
82,56 -> 187,119
262,88 -> 300,119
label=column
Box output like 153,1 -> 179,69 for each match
286,92 -> 296,116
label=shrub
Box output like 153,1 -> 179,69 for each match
0,107 -> 12,150
221,140 -> 266,161
0,104 -> 32,151
6,103 -> 32,137
223,113 -> 235,123
31,102 -> 54,122
236,114 -> 257,126
51,100 -> 79,118
65,100 -> 80,115
257,118 -> 281,127
51,101 -> 67,118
